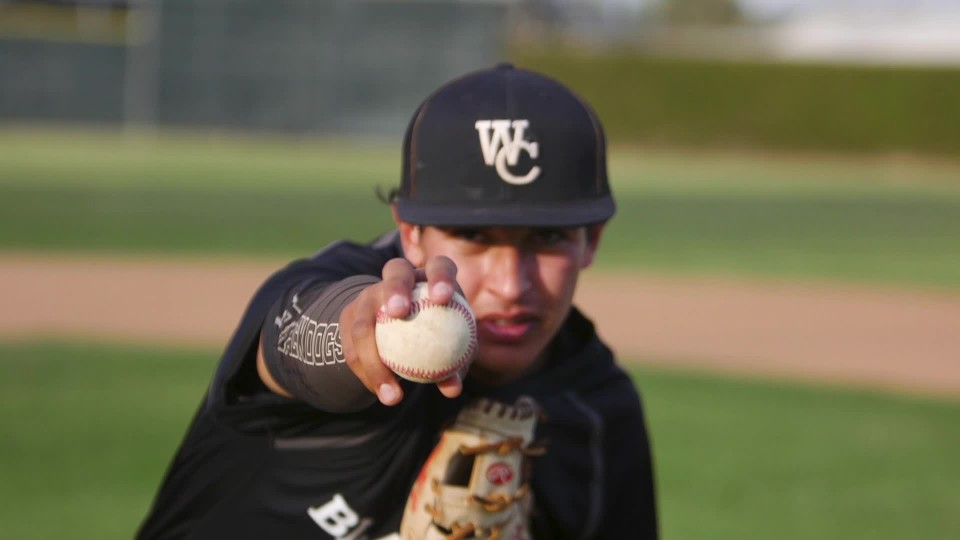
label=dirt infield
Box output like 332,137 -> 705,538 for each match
2,252 -> 958,398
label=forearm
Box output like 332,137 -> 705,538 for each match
259,274 -> 381,412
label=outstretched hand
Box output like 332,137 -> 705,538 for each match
339,255 -> 464,406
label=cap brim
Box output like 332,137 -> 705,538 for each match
395,196 -> 615,227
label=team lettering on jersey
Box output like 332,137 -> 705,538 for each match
275,293 -> 345,366
307,494 -> 398,540
474,119 -> 541,185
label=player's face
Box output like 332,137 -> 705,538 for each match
399,223 -> 603,384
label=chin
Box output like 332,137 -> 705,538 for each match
472,348 -> 540,383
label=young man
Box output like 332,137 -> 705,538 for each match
138,63 -> 658,539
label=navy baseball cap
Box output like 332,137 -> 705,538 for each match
395,63 -> 615,227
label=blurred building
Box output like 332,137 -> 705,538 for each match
751,0 -> 960,65
516,0 -> 960,66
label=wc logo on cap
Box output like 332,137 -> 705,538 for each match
474,119 -> 541,185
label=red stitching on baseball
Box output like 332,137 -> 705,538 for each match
380,353 -> 471,382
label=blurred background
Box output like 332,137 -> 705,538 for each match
1,0 -> 958,538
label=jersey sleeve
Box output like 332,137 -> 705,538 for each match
261,274 -> 381,412
205,233 -> 403,413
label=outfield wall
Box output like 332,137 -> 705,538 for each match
2,2 -> 958,157
0,0 -> 511,136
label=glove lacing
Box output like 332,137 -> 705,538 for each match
425,438 -> 546,540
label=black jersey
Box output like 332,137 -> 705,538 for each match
461,309 -> 658,538
138,231 -> 657,539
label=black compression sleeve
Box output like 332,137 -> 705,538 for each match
261,274 -> 381,412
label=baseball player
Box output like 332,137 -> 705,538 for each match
137,64 -> 658,539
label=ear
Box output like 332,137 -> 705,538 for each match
393,205 -> 427,267
580,223 -> 606,269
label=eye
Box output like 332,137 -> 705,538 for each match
444,227 -> 489,243
531,227 -> 572,246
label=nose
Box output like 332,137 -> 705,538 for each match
485,245 -> 533,301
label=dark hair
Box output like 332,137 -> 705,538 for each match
376,185 -> 399,205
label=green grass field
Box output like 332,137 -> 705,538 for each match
1,341 -> 957,540
2,127 -> 959,539
3,127 -> 960,287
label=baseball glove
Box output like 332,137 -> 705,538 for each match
400,396 -> 546,540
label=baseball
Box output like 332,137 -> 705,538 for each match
375,282 -> 478,383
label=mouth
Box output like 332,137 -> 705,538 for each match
478,314 -> 538,343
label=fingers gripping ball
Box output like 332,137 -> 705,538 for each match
376,282 -> 478,383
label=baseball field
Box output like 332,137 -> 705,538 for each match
1,126 -> 959,539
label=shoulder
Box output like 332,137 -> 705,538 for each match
306,230 -> 403,275
543,307 -> 648,421
256,230 -> 402,290
245,231 -> 402,329
550,308 -> 635,388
